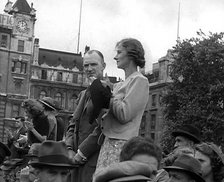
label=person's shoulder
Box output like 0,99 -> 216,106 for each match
130,72 -> 149,84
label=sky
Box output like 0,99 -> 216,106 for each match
1,0 -> 224,79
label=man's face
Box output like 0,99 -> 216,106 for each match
37,167 -> 70,182
174,136 -> 193,149
168,170 -> 195,182
195,151 -> 212,178
83,52 -> 105,79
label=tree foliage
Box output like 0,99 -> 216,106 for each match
161,31 -> 224,152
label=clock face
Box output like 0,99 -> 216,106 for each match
16,20 -> 29,33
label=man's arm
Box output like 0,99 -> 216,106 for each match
78,125 -> 102,158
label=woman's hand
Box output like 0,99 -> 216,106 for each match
101,74 -> 113,90
17,135 -> 27,144
25,121 -> 34,130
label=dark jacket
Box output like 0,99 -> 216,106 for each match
65,90 -> 101,182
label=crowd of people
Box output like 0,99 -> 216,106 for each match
0,38 -> 223,182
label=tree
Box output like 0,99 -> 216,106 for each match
161,31 -> 224,152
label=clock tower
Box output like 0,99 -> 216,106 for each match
0,0 -> 36,141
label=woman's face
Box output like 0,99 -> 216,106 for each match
195,151 -> 212,178
114,44 -> 130,70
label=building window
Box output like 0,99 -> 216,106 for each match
55,93 -> 62,106
151,132 -> 155,140
18,40 -> 25,52
39,91 -> 47,99
41,70 -> 47,80
73,73 -> 78,83
159,94 -> 163,106
11,60 -> 27,74
12,104 -> 20,117
152,94 -> 156,107
70,94 -> 78,111
140,115 -> 146,131
21,62 -> 27,74
0,34 -> 8,48
151,114 -> 156,130
167,64 -> 171,76
57,72 -> 63,81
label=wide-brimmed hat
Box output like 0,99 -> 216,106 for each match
0,142 -> 11,158
108,175 -> 152,182
164,154 -> 205,182
94,161 -> 155,182
29,141 -> 76,168
39,97 -> 62,111
25,143 -> 41,158
109,175 -> 150,182
172,124 -> 201,143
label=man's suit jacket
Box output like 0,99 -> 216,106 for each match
65,89 -> 101,182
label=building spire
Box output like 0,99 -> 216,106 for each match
10,0 -> 32,15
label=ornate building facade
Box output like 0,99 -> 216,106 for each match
0,0 -> 86,143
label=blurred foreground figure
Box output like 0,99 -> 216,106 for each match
164,154 -> 205,182
195,142 -> 224,182
29,141 -> 77,182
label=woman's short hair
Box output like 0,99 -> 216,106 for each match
22,99 -> 44,117
119,136 -> 162,168
195,142 -> 224,182
116,38 -> 145,68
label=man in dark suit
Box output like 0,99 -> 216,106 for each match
65,50 -> 108,182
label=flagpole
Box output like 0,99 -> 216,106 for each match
177,1 -> 181,41
77,0 -> 83,54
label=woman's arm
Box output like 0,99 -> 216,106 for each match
111,76 -> 149,123
30,128 -> 47,142
25,121 -> 47,142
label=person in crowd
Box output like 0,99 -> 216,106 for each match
119,136 -> 162,172
29,140 -> 76,182
19,143 -> 41,182
172,124 -> 201,149
76,38 -> 149,174
164,154 -> 205,182
21,99 -> 50,144
93,136 -> 162,182
163,124 -> 201,166
93,136 -> 161,182
39,97 -> 62,141
194,142 -> 224,182
0,141 -> 11,164
65,50 -> 109,182
6,116 -> 29,158
93,160 -> 154,182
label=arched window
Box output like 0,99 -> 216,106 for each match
55,92 -> 63,106
39,91 -> 46,99
70,94 -> 78,111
